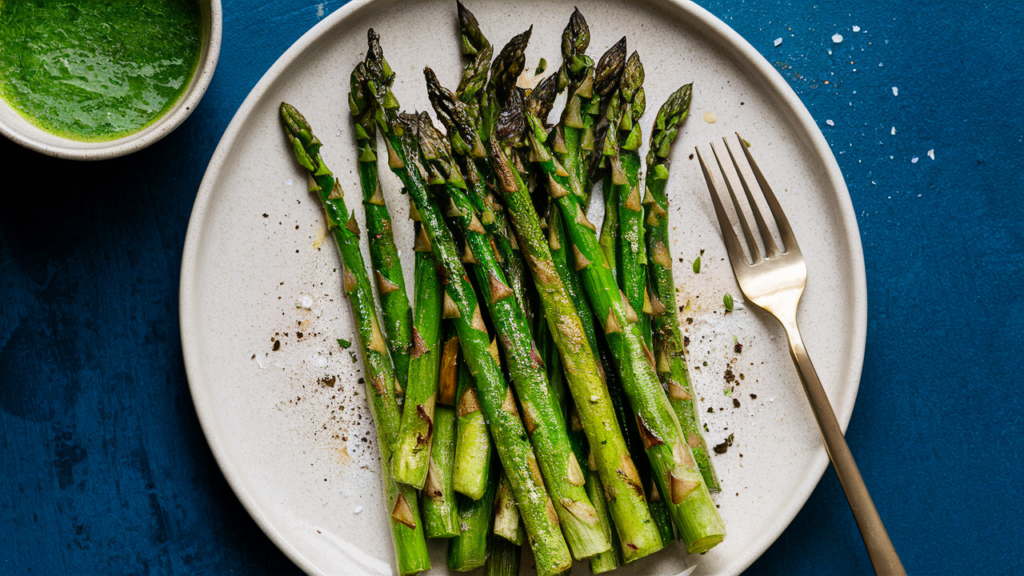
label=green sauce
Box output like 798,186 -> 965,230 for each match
0,0 -> 202,142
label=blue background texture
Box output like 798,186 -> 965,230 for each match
1,0 -> 1021,574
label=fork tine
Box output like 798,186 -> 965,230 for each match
736,133 -> 800,255
711,142 -> 762,263
724,136 -> 781,258
696,146 -> 750,267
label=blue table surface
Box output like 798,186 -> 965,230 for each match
1,0 -> 1021,574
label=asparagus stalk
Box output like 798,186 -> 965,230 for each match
425,67 -> 532,325
423,402 -> 459,537
492,471 -> 523,545
598,50 -> 679,542
423,322 -> 461,537
438,324 -> 460,407
645,84 -> 720,492
487,86 -> 662,560
485,531 -> 522,576
586,451 -> 622,574
455,1 -> 492,134
584,38 -> 629,204
280,103 -> 429,575
600,175 -> 621,281
349,66 -> 413,392
452,5 -> 536,326
453,361 -> 493,500
552,9 -> 600,204
448,464 -> 498,571
538,306 -> 623,573
357,31 -> 572,575
606,52 -> 652,349
417,104 -> 610,561
392,225 -> 443,488
525,97 -> 727,554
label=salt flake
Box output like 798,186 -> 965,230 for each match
286,179 -> 294,186
774,38 -> 783,47
928,149 -> 935,160
832,33 -> 844,43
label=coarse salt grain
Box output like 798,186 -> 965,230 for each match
774,38 -> 783,47
354,506 -> 363,514
891,127 -> 896,135
286,179 -> 294,186
852,25 -> 861,32
832,33 -> 843,43
911,157 -> 919,163
826,119 -> 835,126
892,87 -> 899,96
299,295 -> 314,309
928,149 -> 935,160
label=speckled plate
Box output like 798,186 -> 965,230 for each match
179,0 -> 866,574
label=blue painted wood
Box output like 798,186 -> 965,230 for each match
0,1 -> 1020,574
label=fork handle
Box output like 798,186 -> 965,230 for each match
781,317 -> 906,576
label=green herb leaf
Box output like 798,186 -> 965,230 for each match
723,293 -> 734,312
693,257 -> 701,274
337,338 -> 351,349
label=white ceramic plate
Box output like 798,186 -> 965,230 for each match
179,0 -> 866,574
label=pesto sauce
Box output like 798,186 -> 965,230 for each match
0,0 -> 202,142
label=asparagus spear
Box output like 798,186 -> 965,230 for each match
538,306 -> 623,573
455,1 -> 492,134
453,361 -> 492,500
599,50 -> 680,542
425,67 -> 532,326
644,84 -> 720,492
452,5 -> 536,326
357,31 -> 572,575
606,52 -> 652,350
525,97 -> 727,554
423,402 -> 459,537
585,38 -> 629,204
423,322 -> 461,537
486,85 -> 662,560
492,470 -> 523,545
552,9 -> 601,204
280,103 -> 429,575
448,464 -> 498,571
392,225 -> 443,488
417,105 -> 610,560
349,65 -> 413,392
485,533 -> 522,576
586,451 -> 622,574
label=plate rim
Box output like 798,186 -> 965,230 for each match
179,0 -> 868,574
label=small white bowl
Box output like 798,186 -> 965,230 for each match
0,0 -> 222,161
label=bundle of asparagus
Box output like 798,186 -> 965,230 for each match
278,4 -> 726,574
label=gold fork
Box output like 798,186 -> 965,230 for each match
697,135 -> 905,576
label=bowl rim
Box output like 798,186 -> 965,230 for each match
0,0 -> 223,161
